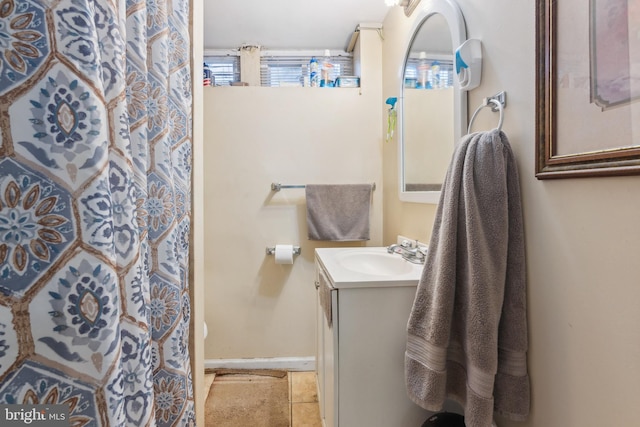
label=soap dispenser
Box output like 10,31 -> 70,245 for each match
455,39 -> 483,91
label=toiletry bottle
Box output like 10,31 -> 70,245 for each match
203,62 -> 212,86
431,61 -> 441,88
417,52 -> 428,89
309,57 -> 319,87
320,50 -> 334,87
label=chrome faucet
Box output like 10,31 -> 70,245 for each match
387,240 -> 427,264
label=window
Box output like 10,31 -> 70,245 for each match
260,53 -> 354,87
204,55 -> 240,86
404,58 -> 454,89
204,50 -> 355,88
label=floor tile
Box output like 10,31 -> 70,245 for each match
292,402 -> 322,427
203,370 -> 321,427
291,371 -> 318,403
206,373 -> 290,427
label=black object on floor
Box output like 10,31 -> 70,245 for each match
422,412 -> 465,427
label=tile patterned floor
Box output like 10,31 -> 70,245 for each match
204,371 -> 322,427
290,371 -> 322,427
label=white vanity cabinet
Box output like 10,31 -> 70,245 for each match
314,248 -> 433,427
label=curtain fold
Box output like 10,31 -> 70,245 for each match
0,0 -> 194,425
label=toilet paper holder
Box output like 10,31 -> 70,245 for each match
265,246 -> 301,256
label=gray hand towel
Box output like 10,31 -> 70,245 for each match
405,130 -> 530,426
305,184 -> 373,241
318,269 -> 333,327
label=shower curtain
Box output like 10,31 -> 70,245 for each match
0,0 -> 194,425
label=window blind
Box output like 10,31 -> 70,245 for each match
260,55 -> 354,87
204,55 -> 240,86
404,58 -> 454,89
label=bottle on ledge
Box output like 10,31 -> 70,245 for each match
309,57 -> 319,87
320,50 -> 334,87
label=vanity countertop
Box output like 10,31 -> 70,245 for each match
315,247 -> 423,289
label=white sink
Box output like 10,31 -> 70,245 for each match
334,250 -> 416,276
315,247 -> 424,289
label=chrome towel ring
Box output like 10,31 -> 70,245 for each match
467,95 -> 505,134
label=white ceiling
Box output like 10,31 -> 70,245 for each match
203,0 -> 392,51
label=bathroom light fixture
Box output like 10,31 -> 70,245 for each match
385,0 -> 421,17
385,0 -> 410,6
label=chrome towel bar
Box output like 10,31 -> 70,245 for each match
271,182 -> 376,192
467,91 -> 507,134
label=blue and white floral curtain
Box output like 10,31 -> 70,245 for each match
0,0 -> 194,425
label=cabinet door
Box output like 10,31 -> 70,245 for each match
316,264 -> 337,427
324,289 -> 337,427
315,278 -> 325,419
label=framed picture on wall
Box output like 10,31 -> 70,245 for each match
535,0 -> 640,179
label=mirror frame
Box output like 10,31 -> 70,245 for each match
398,0 -> 468,204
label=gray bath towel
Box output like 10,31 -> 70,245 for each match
405,130 -> 530,426
305,184 -> 373,241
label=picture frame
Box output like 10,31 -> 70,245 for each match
535,0 -> 640,179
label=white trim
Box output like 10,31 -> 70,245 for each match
204,48 -> 353,58
260,50 -> 352,58
203,49 -> 240,57
205,357 -> 316,372
203,48 -> 353,58
357,22 -> 384,30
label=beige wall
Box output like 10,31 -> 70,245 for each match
383,2 -> 640,427
202,29 -> 384,360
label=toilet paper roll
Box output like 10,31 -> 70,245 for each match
274,244 -> 294,264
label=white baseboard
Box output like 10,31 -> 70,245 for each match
204,356 -> 316,372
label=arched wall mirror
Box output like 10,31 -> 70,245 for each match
398,0 -> 468,204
